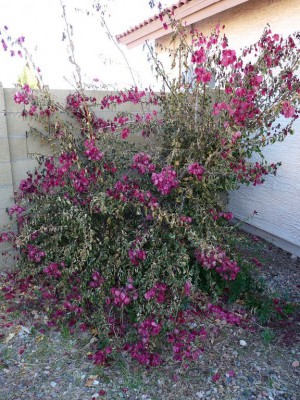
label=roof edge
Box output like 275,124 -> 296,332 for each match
117,0 -> 250,48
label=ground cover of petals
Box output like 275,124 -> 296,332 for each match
0,232 -> 299,400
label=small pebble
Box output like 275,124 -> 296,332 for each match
239,340 -> 247,347
50,381 -> 57,388
292,360 -> 299,368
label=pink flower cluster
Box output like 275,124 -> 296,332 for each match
231,131 -> 242,144
110,288 -> 131,307
121,127 -> 130,139
151,166 -> 179,195
209,209 -> 233,221
184,281 -> 192,297
195,247 -> 240,281
27,245 -> 45,263
43,262 -> 64,279
0,231 -> 16,243
17,152 -> 82,199
128,247 -> 146,266
191,47 -> 206,64
144,282 -> 167,303
281,101 -> 295,118
124,342 -> 163,366
14,84 -> 32,104
230,160 -> 276,186
63,300 -> 83,316
66,93 -> 114,132
70,169 -> 96,193
58,152 -> 78,173
88,347 -> 112,366
221,49 -> 237,67
131,153 -> 156,175
8,204 -> 26,216
84,139 -> 104,161
195,67 -> 212,84
114,115 -> 128,126
107,176 -> 159,208
137,318 -> 162,344
100,87 -> 158,109
207,304 -> 242,325
110,280 -> 138,307
179,216 -> 193,225
188,162 -> 205,181
88,271 -> 105,288
167,327 -> 206,362
1,38 -> 8,51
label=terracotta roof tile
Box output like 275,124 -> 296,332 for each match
116,0 -> 192,40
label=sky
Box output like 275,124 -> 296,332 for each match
0,0 -> 174,89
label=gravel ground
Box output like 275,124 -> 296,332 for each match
0,232 -> 299,400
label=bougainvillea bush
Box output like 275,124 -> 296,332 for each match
0,19 -> 300,366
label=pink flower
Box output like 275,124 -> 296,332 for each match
231,131 -> 241,144
111,288 -> 131,307
43,263 -> 62,279
151,166 -> 179,195
131,153 -> 156,174
195,247 -> 240,281
184,281 -> 192,297
8,205 -> 26,215
0,232 -> 16,243
128,248 -> 146,266
27,245 -> 45,263
88,347 -> 111,365
89,271 -> 105,288
195,67 -> 211,84
281,101 -> 295,118
212,372 -> 221,382
188,162 -> 205,181
1,39 -> 8,51
179,216 -> 193,225
144,283 -> 167,303
121,127 -> 130,139
221,49 -> 236,67
191,47 -> 206,64
84,139 -> 104,161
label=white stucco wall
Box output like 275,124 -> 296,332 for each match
229,117 -> 300,255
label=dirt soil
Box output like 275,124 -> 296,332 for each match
0,231 -> 299,400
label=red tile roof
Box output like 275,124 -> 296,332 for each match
116,0 -> 192,40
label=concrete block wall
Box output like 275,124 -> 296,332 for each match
0,83 -> 17,269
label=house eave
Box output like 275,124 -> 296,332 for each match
117,0 -> 250,49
